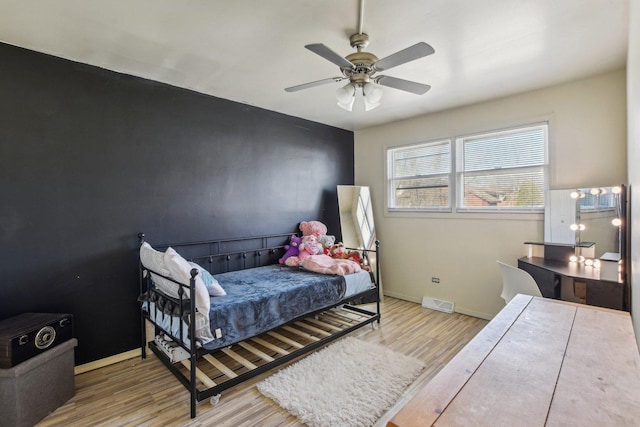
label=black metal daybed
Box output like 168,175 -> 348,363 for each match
137,232 -> 381,419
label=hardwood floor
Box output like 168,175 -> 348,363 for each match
37,298 -> 487,427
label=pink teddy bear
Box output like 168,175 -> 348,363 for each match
297,235 -> 323,262
299,221 -> 327,237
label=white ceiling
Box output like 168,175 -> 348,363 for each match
0,0 -> 629,131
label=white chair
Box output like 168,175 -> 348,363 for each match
497,260 -> 542,304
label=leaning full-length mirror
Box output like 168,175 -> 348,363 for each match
337,185 -> 380,288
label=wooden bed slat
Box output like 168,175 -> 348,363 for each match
202,354 -> 238,379
293,321 -> 331,337
237,341 -> 275,362
221,348 -> 258,370
333,310 -> 369,323
282,325 -> 321,342
305,317 -> 342,332
321,312 -> 359,327
266,331 -> 305,349
180,360 -> 216,389
249,337 -> 290,355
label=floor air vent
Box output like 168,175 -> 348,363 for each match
422,296 -> 455,314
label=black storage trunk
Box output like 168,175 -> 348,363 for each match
0,313 -> 73,369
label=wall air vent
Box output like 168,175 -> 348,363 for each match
421,296 -> 454,314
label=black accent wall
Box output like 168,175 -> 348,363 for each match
0,43 -> 354,364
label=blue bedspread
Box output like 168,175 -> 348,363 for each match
202,265 -> 346,350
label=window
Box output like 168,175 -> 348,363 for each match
386,123 -> 548,213
578,188 -> 617,211
387,139 -> 452,211
456,124 -> 547,211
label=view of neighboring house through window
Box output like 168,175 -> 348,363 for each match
387,139 -> 452,211
387,123 -> 548,212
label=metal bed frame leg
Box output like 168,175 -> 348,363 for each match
138,232 -> 147,359
189,347 -> 197,417
375,240 -> 381,324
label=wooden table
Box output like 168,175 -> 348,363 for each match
387,295 -> 640,426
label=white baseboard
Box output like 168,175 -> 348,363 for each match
74,348 -> 141,375
383,291 -> 493,320
453,306 -> 493,320
382,291 -> 422,304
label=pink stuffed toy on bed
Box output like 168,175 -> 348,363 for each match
300,254 -> 361,276
299,221 -> 327,237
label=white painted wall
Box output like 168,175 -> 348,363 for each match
628,1 -> 640,346
355,70 -> 627,319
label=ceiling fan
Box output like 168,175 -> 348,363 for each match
285,0 -> 435,111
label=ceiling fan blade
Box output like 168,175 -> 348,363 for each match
305,43 -> 354,69
373,42 -> 435,71
376,76 -> 431,95
285,77 -> 345,92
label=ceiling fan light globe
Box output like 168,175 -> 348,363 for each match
337,98 -> 355,111
336,83 -> 356,104
363,82 -> 383,104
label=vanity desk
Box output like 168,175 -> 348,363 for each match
518,243 -> 626,311
526,184 -> 628,311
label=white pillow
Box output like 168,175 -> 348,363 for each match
140,242 -> 180,298
188,262 -> 226,297
164,247 -> 214,344
140,242 -> 170,276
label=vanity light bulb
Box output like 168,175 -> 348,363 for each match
578,224 -> 586,231
590,188 -> 600,195
569,255 -> 578,263
570,224 -> 579,231
570,191 -> 579,199
578,256 -> 585,263
593,260 -> 601,269
585,259 -> 594,267
612,218 -> 622,227
612,186 -> 622,194
579,192 -> 586,199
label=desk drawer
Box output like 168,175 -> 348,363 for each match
585,279 -> 624,310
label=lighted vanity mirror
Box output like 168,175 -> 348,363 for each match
544,185 -> 625,258
337,185 -> 378,282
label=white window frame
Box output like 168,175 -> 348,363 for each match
385,122 -> 548,214
386,138 -> 453,212
455,123 -> 548,213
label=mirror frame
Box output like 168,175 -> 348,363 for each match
337,185 -> 379,285
544,185 -> 626,261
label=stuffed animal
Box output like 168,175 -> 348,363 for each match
318,234 -> 336,255
345,250 -> 362,265
299,221 -> 328,237
284,256 -> 299,267
279,234 -> 302,264
297,235 -> 323,262
329,243 -> 347,259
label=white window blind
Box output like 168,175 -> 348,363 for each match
387,140 -> 451,210
456,124 -> 547,210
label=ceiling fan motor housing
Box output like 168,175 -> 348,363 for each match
350,33 -> 370,49
344,36 -> 378,86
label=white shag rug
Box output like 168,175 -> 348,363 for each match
257,336 -> 425,427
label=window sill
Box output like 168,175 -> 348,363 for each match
384,209 -> 544,221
